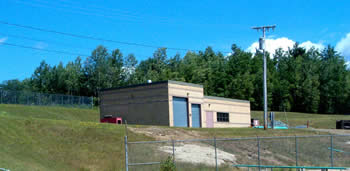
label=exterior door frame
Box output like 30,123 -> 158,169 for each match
206,111 -> 214,128
172,96 -> 189,127
191,103 -> 201,128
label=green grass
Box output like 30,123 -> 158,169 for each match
0,104 -> 99,122
0,104 -> 153,171
1,104 -> 348,170
252,111 -> 350,129
183,127 -> 324,138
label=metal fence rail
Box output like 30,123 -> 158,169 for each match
125,134 -> 350,171
0,89 -> 93,108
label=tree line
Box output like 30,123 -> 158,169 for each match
1,44 -> 349,114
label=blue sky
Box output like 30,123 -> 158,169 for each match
0,0 -> 350,82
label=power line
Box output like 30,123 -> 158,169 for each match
12,0 -> 144,23
0,20 -> 231,53
0,32 -> 153,59
32,0 -> 143,19
54,0 -> 170,21
0,42 -> 90,57
0,32 -> 94,51
0,20 -> 160,48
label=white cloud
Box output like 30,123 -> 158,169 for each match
335,33 -> 350,59
0,37 -> 7,43
300,41 -> 325,51
247,37 -> 324,57
246,37 -> 294,56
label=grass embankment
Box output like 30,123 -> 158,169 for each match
184,127 -> 323,138
0,104 -> 152,171
1,104 -> 348,171
0,104 -> 98,122
252,111 -> 350,129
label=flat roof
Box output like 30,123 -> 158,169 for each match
168,80 -> 203,88
204,96 -> 250,103
100,80 -> 203,92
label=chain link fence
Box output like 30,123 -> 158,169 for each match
0,89 -> 93,108
125,134 -> 350,171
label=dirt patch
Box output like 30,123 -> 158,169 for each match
128,126 -> 202,140
130,127 -> 346,167
129,127 -> 295,166
311,128 -> 350,135
159,143 -> 236,166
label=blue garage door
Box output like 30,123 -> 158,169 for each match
173,97 -> 188,127
191,104 -> 201,128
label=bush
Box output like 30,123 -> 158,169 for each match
160,156 -> 176,171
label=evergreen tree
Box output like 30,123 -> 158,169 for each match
226,44 -> 254,100
65,57 -> 83,95
85,45 -> 110,96
109,49 -> 124,87
3,44 -> 349,114
30,60 -> 52,93
319,45 -> 348,113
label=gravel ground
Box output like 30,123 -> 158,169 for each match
159,143 -> 236,166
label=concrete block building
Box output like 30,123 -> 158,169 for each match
100,80 -> 250,128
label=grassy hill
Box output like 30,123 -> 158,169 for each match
0,104 -> 348,171
252,111 -> 350,129
0,104 -> 152,171
0,104 -> 98,122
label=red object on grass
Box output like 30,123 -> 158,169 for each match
100,117 -> 122,124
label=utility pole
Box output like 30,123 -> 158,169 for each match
252,25 -> 276,130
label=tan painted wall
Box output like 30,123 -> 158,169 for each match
168,81 -> 251,128
203,96 -> 251,128
168,81 -> 205,127
100,82 -> 169,125
100,80 -> 251,128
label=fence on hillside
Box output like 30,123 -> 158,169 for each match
124,134 -> 350,171
0,89 -> 93,108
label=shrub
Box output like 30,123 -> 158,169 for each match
160,156 -> 176,171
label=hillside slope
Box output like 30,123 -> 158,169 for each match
0,104 -> 152,171
252,111 -> 350,129
1,104 -> 349,171
0,104 -> 99,122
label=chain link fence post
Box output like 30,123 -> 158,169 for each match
125,120 -> 128,137
50,94 -> 53,106
39,93 -> 41,105
14,90 -> 17,104
0,89 -> 2,104
295,135 -> 298,166
91,96 -> 94,109
257,136 -> 261,171
172,139 -> 176,168
125,136 -> 128,171
330,135 -> 334,167
214,137 -> 218,171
